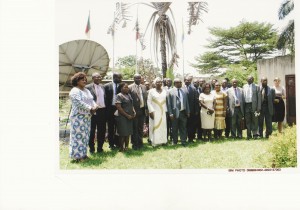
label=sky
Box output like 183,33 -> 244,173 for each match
56,0 -> 293,76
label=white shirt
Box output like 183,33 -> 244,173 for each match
178,88 -> 184,111
94,84 -> 105,108
137,85 -> 144,108
233,87 -> 240,106
244,83 -> 253,103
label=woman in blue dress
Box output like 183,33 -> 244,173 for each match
69,72 -> 98,162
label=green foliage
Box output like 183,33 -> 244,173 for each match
191,52 -> 230,74
208,21 -> 278,62
114,55 -> 160,82
268,125 -> 297,168
223,63 -> 258,87
277,0 -> 294,55
166,68 -> 174,81
192,21 -> 278,75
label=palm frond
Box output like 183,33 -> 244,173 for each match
277,20 -> 294,54
187,2 -> 208,35
278,0 -> 294,20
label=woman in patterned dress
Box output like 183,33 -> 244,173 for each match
147,77 -> 168,146
272,77 -> 286,133
199,83 -> 216,141
69,72 -> 98,162
212,82 -> 227,139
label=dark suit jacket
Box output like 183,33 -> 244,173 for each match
260,86 -> 275,115
128,83 -> 148,112
182,85 -> 199,114
86,82 -> 106,103
227,87 -> 244,116
167,87 -> 190,119
104,82 -> 117,107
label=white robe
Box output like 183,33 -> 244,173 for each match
147,89 -> 168,146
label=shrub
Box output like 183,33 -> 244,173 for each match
268,125 -> 297,168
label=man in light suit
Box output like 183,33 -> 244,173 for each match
227,79 -> 244,139
104,72 -> 122,149
243,75 -> 261,140
86,73 -> 106,153
167,78 -> 190,146
128,74 -> 148,150
259,77 -> 275,138
182,76 -> 199,143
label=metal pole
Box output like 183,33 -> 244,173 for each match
112,11 -> 115,73
182,17 -> 185,77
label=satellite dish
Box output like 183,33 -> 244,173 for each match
59,39 -> 110,91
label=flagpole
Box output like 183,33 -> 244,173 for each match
182,17 -> 185,77
135,5 -> 139,74
112,11 -> 115,73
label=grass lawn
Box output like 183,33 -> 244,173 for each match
59,136 -> 273,170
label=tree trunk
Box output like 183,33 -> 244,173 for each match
159,14 -> 167,79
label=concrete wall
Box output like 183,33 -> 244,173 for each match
257,55 -> 295,90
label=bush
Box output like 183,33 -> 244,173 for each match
268,125 -> 297,168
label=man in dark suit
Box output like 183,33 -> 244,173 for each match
167,78 -> 190,146
104,72 -> 122,149
86,73 -> 106,153
128,74 -> 148,150
163,78 -> 173,142
221,79 -> 231,138
182,76 -> 198,143
259,77 -> 275,138
193,78 -> 203,140
243,75 -> 261,140
227,79 -> 244,139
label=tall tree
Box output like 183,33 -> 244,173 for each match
277,0 -> 294,55
141,2 -> 207,78
207,21 -> 278,63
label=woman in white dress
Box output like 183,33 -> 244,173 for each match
69,72 -> 98,162
147,77 -> 168,146
199,83 -> 216,141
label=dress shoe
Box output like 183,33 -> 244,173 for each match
97,148 -> 103,153
188,140 -> 195,143
182,142 -> 187,147
172,142 -> 177,145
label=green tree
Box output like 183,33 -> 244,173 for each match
224,64 -> 258,87
191,52 -> 230,74
207,21 -> 278,63
192,21 -> 278,75
277,0 -> 294,55
114,55 -> 160,81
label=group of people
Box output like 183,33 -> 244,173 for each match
68,72 -> 286,162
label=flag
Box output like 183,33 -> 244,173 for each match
85,12 -> 91,37
181,18 -> 185,43
135,18 -> 140,40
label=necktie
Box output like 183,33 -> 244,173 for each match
178,88 -> 181,98
262,87 -> 265,101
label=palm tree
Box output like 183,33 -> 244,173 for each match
143,2 -> 208,78
277,0 -> 294,55
108,2 -> 208,78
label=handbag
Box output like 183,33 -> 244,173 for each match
240,118 -> 246,130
